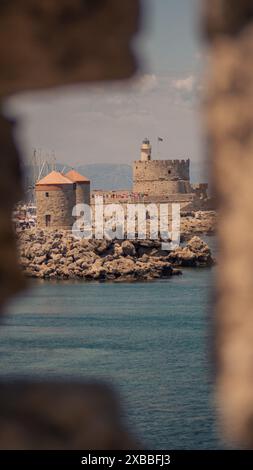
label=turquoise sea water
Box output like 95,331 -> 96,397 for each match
0,238 -> 223,449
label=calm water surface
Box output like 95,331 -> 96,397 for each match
0,237 -> 224,449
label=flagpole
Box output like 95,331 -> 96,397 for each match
157,137 -> 160,159
157,137 -> 163,159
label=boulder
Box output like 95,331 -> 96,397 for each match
113,244 -> 123,257
186,236 -> 211,255
33,255 -> 46,265
17,229 -> 213,280
94,240 -> 112,255
121,240 -> 136,257
168,236 -> 214,267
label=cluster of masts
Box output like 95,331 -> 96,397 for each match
31,149 -> 57,182
26,149 -> 65,201
30,139 -> 160,184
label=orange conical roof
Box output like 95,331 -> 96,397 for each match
36,171 -> 73,186
65,169 -> 90,183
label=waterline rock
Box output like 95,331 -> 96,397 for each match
17,230 -> 214,282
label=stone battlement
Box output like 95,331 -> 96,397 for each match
133,158 -> 190,196
133,159 -> 189,165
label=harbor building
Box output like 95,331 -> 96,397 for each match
35,169 -> 90,229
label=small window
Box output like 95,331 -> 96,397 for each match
73,183 -> 76,190
45,215 -> 51,227
45,192 -> 49,197
168,170 -> 171,175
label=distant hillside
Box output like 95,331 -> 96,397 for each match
22,162 -> 133,201
22,159 -> 208,203
77,164 -> 132,190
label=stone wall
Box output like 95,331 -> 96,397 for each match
76,182 -> 90,206
204,0 -> 253,448
133,159 -> 191,196
0,116 -> 25,310
0,381 -> 138,450
36,186 -> 76,230
91,190 -> 195,205
0,0 -> 140,98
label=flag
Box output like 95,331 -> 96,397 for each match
158,137 -> 164,142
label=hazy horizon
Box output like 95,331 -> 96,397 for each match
4,0 -> 208,183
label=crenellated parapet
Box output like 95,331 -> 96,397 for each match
133,157 -> 191,196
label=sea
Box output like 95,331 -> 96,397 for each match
0,236 -> 225,449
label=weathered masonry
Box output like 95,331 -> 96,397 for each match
65,169 -> 90,206
133,139 -> 195,197
133,159 -> 192,196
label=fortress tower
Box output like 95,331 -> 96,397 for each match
133,139 -> 192,197
35,171 -> 75,229
65,169 -> 90,205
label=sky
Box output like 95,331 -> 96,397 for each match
4,0 -> 208,182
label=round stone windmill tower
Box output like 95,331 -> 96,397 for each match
35,171 -> 75,229
65,169 -> 90,205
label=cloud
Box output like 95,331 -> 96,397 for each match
172,75 -> 196,93
170,74 -> 204,106
5,70 -> 203,181
194,51 -> 202,61
133,74 -> 158,93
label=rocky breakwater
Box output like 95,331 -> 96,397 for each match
17,230 -> 214,282
181,210 -> 217,239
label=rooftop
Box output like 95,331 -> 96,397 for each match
35,171 -> 73,186
65,169 -> 90,183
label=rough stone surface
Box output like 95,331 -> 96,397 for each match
75,182 -> 90,206
168,236 -> 213,268
133,159 -> 192,196
0,381 -> 137,450
0,115 -> 25,311
36,185 -> 76,230
180,211 -> 217,239
204,0 -> 253,447
0,0 -> 140,97
121,240 -> 136,257
203,0 -> 253,39
17,230 -> 214,281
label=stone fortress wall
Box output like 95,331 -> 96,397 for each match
133,159 -> 192,196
